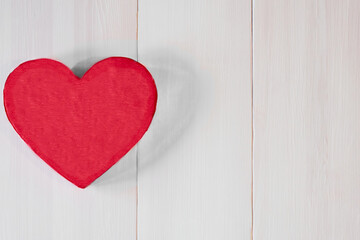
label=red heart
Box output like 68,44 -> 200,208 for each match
4,57 -> 157,188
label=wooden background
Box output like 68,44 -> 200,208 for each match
0,0 -> 359,239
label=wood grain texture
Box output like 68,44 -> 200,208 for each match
0,1 -> 138,239
253,0 -> 360,239
3,0 -> 359,239
137,0 -> 252,239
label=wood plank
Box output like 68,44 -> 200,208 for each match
137,0 -> 252,239
0,1 -> 138,239
253,0 -> 360,239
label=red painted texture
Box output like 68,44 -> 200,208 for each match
4,57 -> 157,188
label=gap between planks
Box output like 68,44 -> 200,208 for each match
136,1 -> 139,240
250,0 -> 254,239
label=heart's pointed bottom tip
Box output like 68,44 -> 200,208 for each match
73,181 -> 92,189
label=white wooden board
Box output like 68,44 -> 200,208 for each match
0,1 -> 138,239
2,0 -> 360,239
137,0 -> 252,239
253,0 -> 360,239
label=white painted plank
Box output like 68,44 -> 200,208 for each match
0,1 -> 138,239
137,0 -> 252,239
254,0 -> 360,239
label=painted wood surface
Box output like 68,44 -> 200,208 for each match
0,1 -> 138,239
137,0 -> 252,239
253,0 -> 360,239
1,0 -> 360,239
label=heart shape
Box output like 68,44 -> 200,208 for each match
4,57 -> 157,188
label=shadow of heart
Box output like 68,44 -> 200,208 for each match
2,49 -> 204,188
